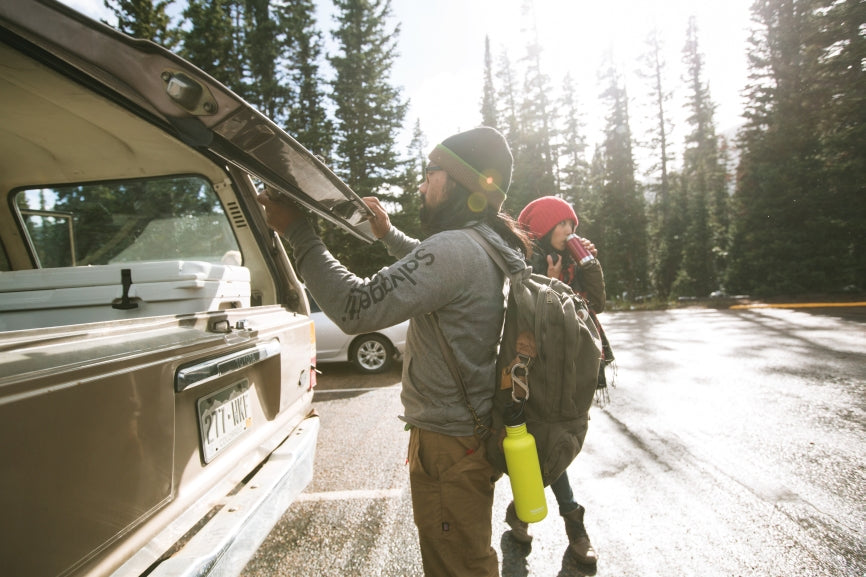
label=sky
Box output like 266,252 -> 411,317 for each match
61,0 -> 754,168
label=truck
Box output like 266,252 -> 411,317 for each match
0,1 -> 377,575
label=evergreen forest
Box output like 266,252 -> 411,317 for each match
103,0 -> 865,303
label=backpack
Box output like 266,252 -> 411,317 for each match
467,229 -> 603,486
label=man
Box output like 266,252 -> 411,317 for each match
257,127 -> 528,577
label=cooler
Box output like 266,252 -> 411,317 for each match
0,260 -> 251,331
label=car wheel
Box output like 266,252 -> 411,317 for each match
350,334 -> 393,374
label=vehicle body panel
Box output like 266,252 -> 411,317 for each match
1,308 -> 316,577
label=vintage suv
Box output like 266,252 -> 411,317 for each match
0,1 -> 377,576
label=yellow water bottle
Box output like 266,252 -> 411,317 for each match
503,422 -> 547,523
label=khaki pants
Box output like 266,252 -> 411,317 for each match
408,427 -> 499,577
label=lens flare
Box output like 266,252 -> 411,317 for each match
479,169 -> 501,192
468,191 -> 487,212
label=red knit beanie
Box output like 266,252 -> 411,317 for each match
517,196 -> 578,239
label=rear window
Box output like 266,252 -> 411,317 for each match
15,176 -> 240,267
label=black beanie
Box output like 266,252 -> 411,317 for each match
427,127 -> 512,211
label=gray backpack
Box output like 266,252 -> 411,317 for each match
464,229 -> 603,486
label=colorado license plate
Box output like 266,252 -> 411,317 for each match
197,379 -> 252,463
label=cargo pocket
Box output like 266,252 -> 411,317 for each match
439,442 -> 496,544
408,429 -> 495,538
408,428 -> 498,575
407,427 -> 443,537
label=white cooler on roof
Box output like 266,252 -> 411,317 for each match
0,260 -> 251,331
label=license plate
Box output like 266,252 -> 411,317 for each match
197,379 -> 252,463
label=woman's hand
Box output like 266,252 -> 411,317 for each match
581,237 -> 598,258
546,253 -> 563,279
363,196 -> 391,239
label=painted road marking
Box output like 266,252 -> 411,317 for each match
296,488 -> 405,502
730,302 -> 866,309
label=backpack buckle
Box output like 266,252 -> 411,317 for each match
509,354 -> 532,402
474,422 -> 492,440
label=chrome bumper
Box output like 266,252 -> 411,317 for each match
136,415 -> 319,577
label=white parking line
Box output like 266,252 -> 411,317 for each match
296,488 -> 404,501
313,385 -> 401,394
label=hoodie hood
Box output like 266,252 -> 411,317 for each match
469,222 -> 529,278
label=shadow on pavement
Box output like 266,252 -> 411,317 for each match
500,532 -> 530,577
312,361 -> 404,400
500,530 -> 599,577
556,551 -> 598,577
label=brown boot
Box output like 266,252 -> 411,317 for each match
505,501 -> 533,543
563,505 -> 598,565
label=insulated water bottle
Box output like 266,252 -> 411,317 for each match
502,423 -> 547,523
566,233 -> 596,266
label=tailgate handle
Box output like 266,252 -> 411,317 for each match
175,339 -> 281,392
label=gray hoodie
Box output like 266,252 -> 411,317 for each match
284,218 -> 526,436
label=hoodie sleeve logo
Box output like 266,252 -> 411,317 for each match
343,247 -> 435,320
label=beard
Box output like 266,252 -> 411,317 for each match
419,193 -> 436,230
419,185 -> 472,235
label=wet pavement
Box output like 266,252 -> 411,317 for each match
242,306 -> 866,577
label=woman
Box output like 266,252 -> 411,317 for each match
507,195 -> 611,567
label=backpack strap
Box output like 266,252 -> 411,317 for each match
464,228 -> 512,278
463,228 -> 534,406
428,311 -> 492,440
425,228 -> 521,440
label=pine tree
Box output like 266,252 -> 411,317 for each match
727,0 -> 827,295
325,0 -> 407,275
104,0 -> 179,48
511,2 -> 557,209
244,0 -> 283,121
637,27 -> 679,300
494,47 -> 525,218
673,16 -> 729,297
390,120 -> 425,243
811,0 -> 866,290
481,36 -> 498,129
557,73 -> 590,214
181,0 -> 245,93
274,0 -> 333,160
581,145 -> 606,246
597,55 -> 648,301
495,50 -> 521,149
495,47 -> 527,218
328,0 -> 407,196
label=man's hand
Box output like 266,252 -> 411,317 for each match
257,189 -> 303,233
363,196 -> 391,239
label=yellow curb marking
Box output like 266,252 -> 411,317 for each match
730,302 -> 866,310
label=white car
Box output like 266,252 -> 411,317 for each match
308,291 -> 409,374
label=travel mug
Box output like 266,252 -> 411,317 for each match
566,234 -> 595,266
